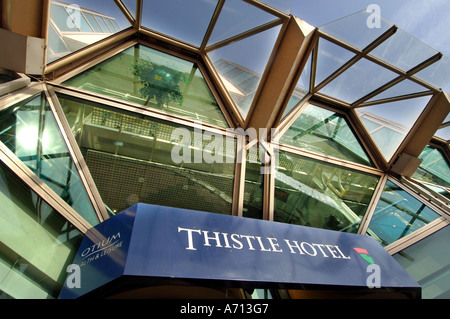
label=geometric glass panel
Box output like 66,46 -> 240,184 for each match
315,37 -> 355,86
366,180 -> 441,247
280,104 -> 373,166
63,44 -> 229,128
274,150 -> 379,233
319,58 -> 398,104
208,25 -> 282,119
356,95 -> 432,161
57,94 -> 236,215
207,0 -> 279,46
0,93 -> 100,226
141,0 -> 218,47
47,0 -> 131,64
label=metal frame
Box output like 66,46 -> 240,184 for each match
0,83 -> 95,233
1,0 -> 448,259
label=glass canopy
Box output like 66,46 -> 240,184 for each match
1,0 -> 448,299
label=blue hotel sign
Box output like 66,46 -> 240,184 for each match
59,203 -> 420,299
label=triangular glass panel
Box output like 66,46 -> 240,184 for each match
0,93 -> 100,225
319,58 -> 398,104
315,37 -> 355,87
356,96 -> 432,161
63,44 -> 229,127
207,0 -> 280,46
280,52 -> 312,120
365,79 -> 431,103
47,0 -> 132,64
141,0 -> 218,47
280,104 -> 373,166
319,10 -> 392,51
208,25 -> 282,119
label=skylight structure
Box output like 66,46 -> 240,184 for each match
0,0 -> 449,299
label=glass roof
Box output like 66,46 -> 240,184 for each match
44,1 -> 450,164
141,0 -> 218,47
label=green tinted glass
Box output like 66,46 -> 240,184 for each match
58,94 -> 236,215
412,146 -> 450,188
280,104 -> 372,166
64,44 -> 229,128
366,180 -> 441,246
274,150 -> 379,232
0,160 -> 83,299
0,94 -> 99,226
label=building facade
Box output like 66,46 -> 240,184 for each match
0,0 -> 449,299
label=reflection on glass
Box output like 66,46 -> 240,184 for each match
366,180 -> 440,246
356,96 -> 431,161
208,0 -> 279,46
208,25 -> 281,118
0,160 -> 83,299
58,94 -> 236,215
412,146 -> 450,189
274,150 -> 379,232
280,104 -> 372,166
319,58 -> 398,103
320,10 -> 391,50
64,44 -> 229,128
394,226 -> 450,299
0,94 -> 99,226
243,145 -> 264,220
47,0 -> 130,64
142,0 -> 217,46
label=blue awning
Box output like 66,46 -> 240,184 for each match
59,203 -> 420,299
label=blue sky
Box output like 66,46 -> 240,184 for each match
291,0 -> 450,77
